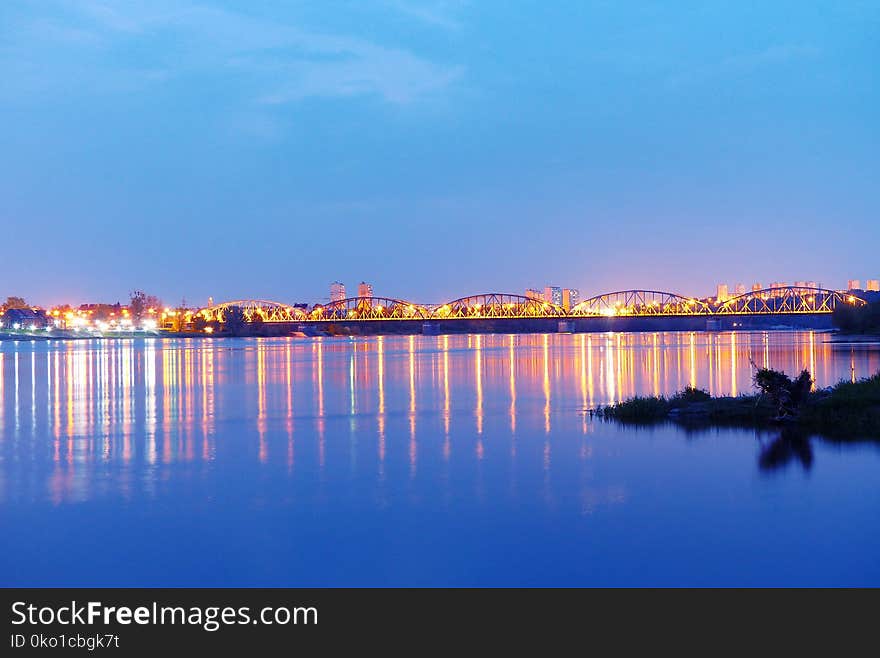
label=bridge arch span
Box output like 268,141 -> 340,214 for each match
198,300 -> 307,323
717,286 -> 867,315
571,290 -> 711,317
433,293 -> 565,319
310,297 -> 429,320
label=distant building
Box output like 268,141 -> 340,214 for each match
357,281 -> 373,298
769,282 -> 786,298
2,308 -> 49,330
751,282 -> 763,292
544,286 -> 562,307
734,283 -> 746,296
562,288 -> 580,311
525,288 -> 543,301
330,281 -> 346,302
716,283 -> 729,303
867,280 -> 880,292
78,302 -> 123,320
848,279 -> 862,291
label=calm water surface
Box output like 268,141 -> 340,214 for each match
1,331 -> 879,586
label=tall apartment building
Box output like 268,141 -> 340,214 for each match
716,283 -> 729,303
867,280 -> 880,292
330,281 -> 346,302
734,283 -> 746,296
848,279 -> 862,291
358,281 -> 373,298
562,288 -> 580,311
525,288 -> 543,300
769,282 -> 786,298
544,286 -> 563,307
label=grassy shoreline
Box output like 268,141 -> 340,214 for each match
595,371 -> 880,439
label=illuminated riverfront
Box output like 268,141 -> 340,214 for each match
1,285 -> 870,338
202,286 -> 864,321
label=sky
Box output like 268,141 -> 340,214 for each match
1,1 -> 878,307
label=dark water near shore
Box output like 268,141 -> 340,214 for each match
1,331 -> 879,586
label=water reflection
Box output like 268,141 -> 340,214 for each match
0,332 -> 878,507
758,428 -> 814,473
2,331 -> 880,586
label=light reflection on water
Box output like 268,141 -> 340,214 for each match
1,331 -> 879,586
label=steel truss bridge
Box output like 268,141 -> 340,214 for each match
196,287 -> 866,325
198,300 -> 308,323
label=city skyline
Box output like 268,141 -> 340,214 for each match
5,272 -> 880,310
2,2 -> 878,306
4,275 -> 877,316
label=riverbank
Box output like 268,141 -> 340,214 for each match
594,371 -> 880,438
827,333 -> 880,343
1,327 -> 861,341
0,330 -> 161,341
0,329 -> 307,341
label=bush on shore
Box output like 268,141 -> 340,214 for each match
596,368 -> 880,438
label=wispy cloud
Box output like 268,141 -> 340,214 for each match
3,1 -> 463,105
383,1 -> 466,30
68,0 -> 148,34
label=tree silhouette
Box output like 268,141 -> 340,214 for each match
129,290 -> 163,318
833,300 -> 880,333
223,306 -> 246,335
3,296 -> 28,311
753,367 -> 813,419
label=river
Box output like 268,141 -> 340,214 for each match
1,331 -> 878,586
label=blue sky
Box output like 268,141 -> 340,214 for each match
2,1 -> 878,306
